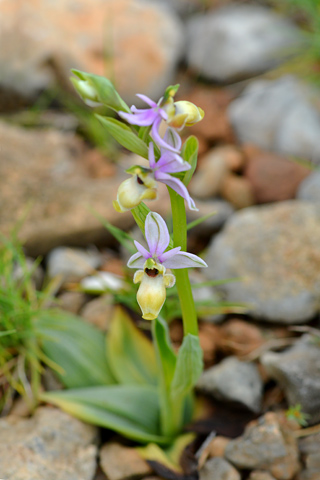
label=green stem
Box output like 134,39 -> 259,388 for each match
168,187 -> 198,337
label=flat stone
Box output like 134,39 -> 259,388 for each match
80,294 -> 114,331
0,0 -> 184,109
297,170 -> 320,203
99,442 -> 152,480
262,334 -> 320,424
244,145 -> 310,203
0,406 -> 98,480
229,76 -> 320,164
197,356 -> 263,413
200,457 -> 240,480
204,201 -> 320,323
225,412 -> 300,480
186,5 -> 302,82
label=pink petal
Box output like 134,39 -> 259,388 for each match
155,171 -> 198,211
158,246 -> 181,263
134,240 -> 151,259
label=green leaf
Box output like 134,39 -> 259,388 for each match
181,136 -> 198,186
153,317 -> 177,390
71,69 -> 130,113
36,312 -> 115,388
170,334 -> 203,400
107,307 -> 158,385
41,384 -> 171,444
95,115 -> 149,158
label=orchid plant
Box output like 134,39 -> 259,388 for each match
42,70 -> 209,468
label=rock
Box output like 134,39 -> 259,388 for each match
261,334 -> 320,424
243,145 -> 310,203
297,170 -> 320,203
200,457 -> 240,480
298,432 -> 320,480
225,412 -> 300,480
204,201 -> 320,323
189,270 -> 225,324
190,148 -> 229,199
47,246 -> 102,283
218,318 -> 265,358
185,87 -> 234,143
186,198 -> 234,236
80,294 -> 114,331
0,121 -> 169,256
0,0 -> 184,109
206,435 -> 230,458
229,76 -> 320,163
248,472 -> 277,480
57,291 -> 88,314
99,442 -> 152,480
186,5 -> 302,82
0,406 -> 98,480
197,356 -> 263,413
220,173 -> 256,209
198,323 -> 221,366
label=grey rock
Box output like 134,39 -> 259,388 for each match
225,412 -> 300,480
186,5 -> 302,82
248,472 -> 277,480
298,432 -> 320,480
204,201 -> 320,323
229,76 -> 320,164
0,406 -> 98,480
197,356 -> 263,413
187,198 -> 235,236
262,334 -> 320,424
297,170 -> 320,203
200,457 -> 240,480
47,246 -> 102,282
189,270 -> 224,324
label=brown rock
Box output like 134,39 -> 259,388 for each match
100,442 -> 152,480
248,472 -> 277,480
185,87 -> 235,143
216,145 -> 245,173
208,435 -> 230,458
243,144 -> 310,204
220,173 -> 256,209
80,294 -> 114,331
57,291 -> 87,314
0,121 -> 170,256
190,148 -> 229,199
199,323 -> 221,366
225,412 -> 301,480
218,318 -> 265,358
0,0 -> 183,109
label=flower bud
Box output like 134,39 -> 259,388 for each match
133,261 -> 175,320
113,167 -> 157,212
70,78 -> 102,107
167,101 -> 204,130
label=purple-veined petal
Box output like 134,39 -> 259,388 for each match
134,240 -> 151,259
155,171 -> 198,211
127,252 -> 145,269
119,110 -> 158,126
148,142 -> 156,169
156,152 -> 191,173
135,94 -> 158,108
158,246 -> 181,263
145,211 -> 170,256
151,117 -> 179,153
162,251 -> 208,269
161,127 -> 182,152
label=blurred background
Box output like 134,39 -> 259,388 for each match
1,0 -> 319,255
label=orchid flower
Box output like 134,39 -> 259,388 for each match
114,129 -> 197,212
127,212 -> 207,320
118,88 -> 204,153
